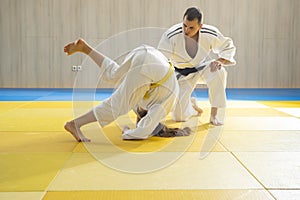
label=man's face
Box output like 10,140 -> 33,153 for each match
183,16 -> 202,38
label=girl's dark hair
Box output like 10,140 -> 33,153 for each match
136,107 -> 192,138
183,7 -> 203,24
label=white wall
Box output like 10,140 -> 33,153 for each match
0,0 -> 299,88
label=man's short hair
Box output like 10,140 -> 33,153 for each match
183,7 -> 203,24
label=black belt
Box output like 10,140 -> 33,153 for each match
174,65 -> 206,79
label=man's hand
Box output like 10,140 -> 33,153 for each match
122,126 -> 130,135
209,60 -> 223,72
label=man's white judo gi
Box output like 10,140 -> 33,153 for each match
93,45 -> 179,140
158,23 -> 236,121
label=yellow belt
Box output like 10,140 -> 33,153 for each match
144,62 -> 174,99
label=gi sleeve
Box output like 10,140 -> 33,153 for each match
211,30 -> 236,66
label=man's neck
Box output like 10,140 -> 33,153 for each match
191,31 -> 199,42
184,32 -> 199,58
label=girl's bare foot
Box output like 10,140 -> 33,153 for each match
64,38 -> 88,55
191,97 -> 203,116
64,121 -> 91,142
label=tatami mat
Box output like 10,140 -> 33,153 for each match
0,153 -> 71,191
0,192 -> 45,200
220,130 -> 300,152
223,116 -> 300,131
0,132 -> 77,153
48,152 -> 262,190
0,93 -> 299,199
76,121 -> 226,153
0,101 -> 30,114
233,152 -> 300,189
269,190 -> 300,200
274,108 -> 300,118
0,108 -> 73,132
41,190 -> 275,200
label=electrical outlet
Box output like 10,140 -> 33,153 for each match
77,65 -> 82,71
72,65 -> 77,71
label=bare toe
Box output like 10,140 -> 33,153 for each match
64,43 -> 76,55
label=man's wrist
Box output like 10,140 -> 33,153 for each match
218,58 -> 229,64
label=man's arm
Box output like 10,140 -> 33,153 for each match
217,57 -> 232,65
211,30 -> 236,66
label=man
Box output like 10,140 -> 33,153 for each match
63,39 -> 190,141
158,7 -> 236,125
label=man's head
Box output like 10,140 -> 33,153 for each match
183,7 -> 203,38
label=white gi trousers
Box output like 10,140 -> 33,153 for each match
172,65 -> 227,122
93,45 -> 179,139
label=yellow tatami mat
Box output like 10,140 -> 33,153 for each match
0,192 -> 45,200
0,101 -> 30,114
0,100 -> 299,200
233,152 -> 300,188
48,152 -> 262,190
42,190 -> 274,200
0,153 -> 71,191
0,132 -> 77,153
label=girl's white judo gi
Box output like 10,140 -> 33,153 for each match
158,23 -> 236,121
93,45 -> 179,140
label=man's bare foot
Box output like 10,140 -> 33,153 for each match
64,121 -> 91,142
210,117 -> 223,126
64,39 -> 88,56
191,97 -> 203,116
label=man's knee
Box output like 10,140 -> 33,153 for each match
206,67 -> 227,87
